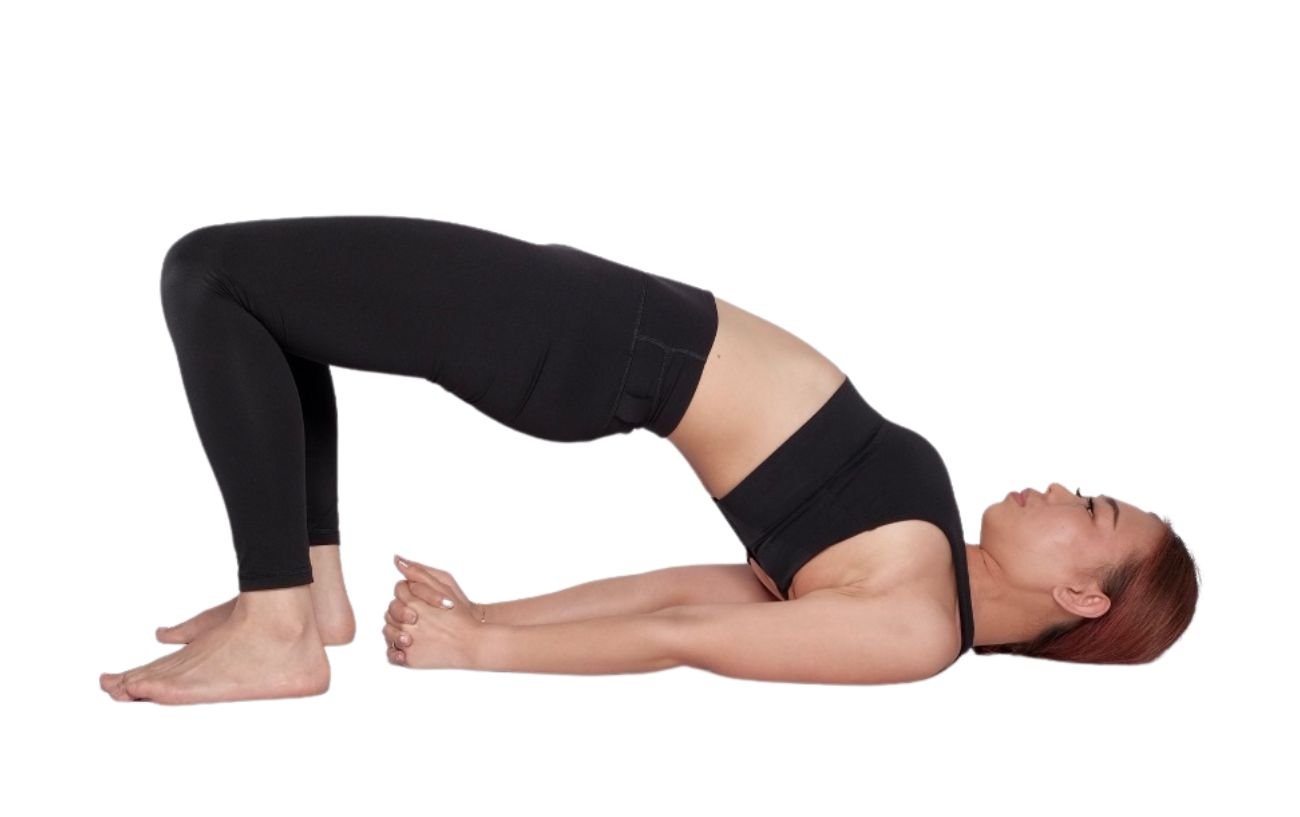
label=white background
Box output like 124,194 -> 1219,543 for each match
2,1 -> 1295,814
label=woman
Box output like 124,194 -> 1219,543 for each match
100,216 -> 1198,704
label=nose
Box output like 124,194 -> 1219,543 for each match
1045,482 -> 1070,500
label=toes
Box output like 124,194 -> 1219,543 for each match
156,626 -> 188,644
154,598 -> 237,644
102,646 -> 189,699
388,646 -> 406,665
123,676 -> 157,702
102,670 -> 138,699
101,673 -> 136,701
156,623 -> 200,644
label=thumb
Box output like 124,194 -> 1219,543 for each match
407,579 -> 453,609
395,555 -> 438,584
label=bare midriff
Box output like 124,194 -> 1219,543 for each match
666,296 -> 958,610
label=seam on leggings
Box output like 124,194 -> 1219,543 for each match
649,345 -> 670,421
634,333 -> 708,362
602,272 -> 649,430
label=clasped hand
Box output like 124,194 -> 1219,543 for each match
384,554 -> 485,669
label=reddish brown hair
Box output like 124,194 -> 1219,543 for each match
973,517 -> 1199,663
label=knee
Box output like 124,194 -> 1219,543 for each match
159,224 -> 229,317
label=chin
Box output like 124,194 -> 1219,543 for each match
978,497 -> 1009,541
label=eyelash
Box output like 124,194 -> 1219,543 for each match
1075,487 -> 1096,517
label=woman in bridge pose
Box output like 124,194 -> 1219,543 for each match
99,216 -> 1198,704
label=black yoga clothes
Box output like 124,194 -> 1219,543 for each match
159,216 -> 718,592
712,377 -> 975,657
159,215 -> 976,659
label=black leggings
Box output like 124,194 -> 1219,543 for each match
159,216 -> 719,591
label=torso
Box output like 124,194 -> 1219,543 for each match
668,296 -> 962,651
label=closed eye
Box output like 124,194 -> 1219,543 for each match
1075,487 -> 1096,518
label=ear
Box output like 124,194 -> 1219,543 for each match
1051,584 -> 1112,620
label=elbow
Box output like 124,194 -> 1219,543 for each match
651,605 -> 707,670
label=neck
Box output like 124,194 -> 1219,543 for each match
964,544 -> 1067,648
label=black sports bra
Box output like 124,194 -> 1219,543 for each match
711,377 -> 975,658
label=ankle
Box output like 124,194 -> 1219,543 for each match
309,545 -> 345,580
232,586 -> 318,638
309,575 -> 350,600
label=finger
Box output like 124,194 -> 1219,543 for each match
395,553 -> 436,573
394,580 -> 417,605
383,623 -> 412,647
400,569 -> 453,604
396,558 -> 456,595
395,554 -> 432,579
388,599 -> 417,625
407,579 -> 456,610
394,556 -> 468,604
397,576 -> 456,613
406,557 -> 455,586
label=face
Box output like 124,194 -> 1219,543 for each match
979,482 -> 1167,619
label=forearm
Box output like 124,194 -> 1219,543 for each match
481,568 -> 682,626
475,608 -> 684,675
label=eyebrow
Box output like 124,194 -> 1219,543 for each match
1102,495 -> 1120,530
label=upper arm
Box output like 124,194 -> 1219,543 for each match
656,563 -> 779,606
659,590 -> 956,685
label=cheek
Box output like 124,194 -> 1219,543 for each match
1016,517 -> 1077,563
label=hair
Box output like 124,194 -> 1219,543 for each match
972,517 -> 1199,664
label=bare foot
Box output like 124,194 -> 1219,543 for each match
157,546 -> 356,645
155,596 -> 237,644
103,587 -> 330,704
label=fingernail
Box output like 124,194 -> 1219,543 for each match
395,555 -> 409,568
440,598 -> 455,609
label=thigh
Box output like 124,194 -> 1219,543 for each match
187,216 -> 650,441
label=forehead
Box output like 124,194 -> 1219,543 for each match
1113,497 -> 1165,549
